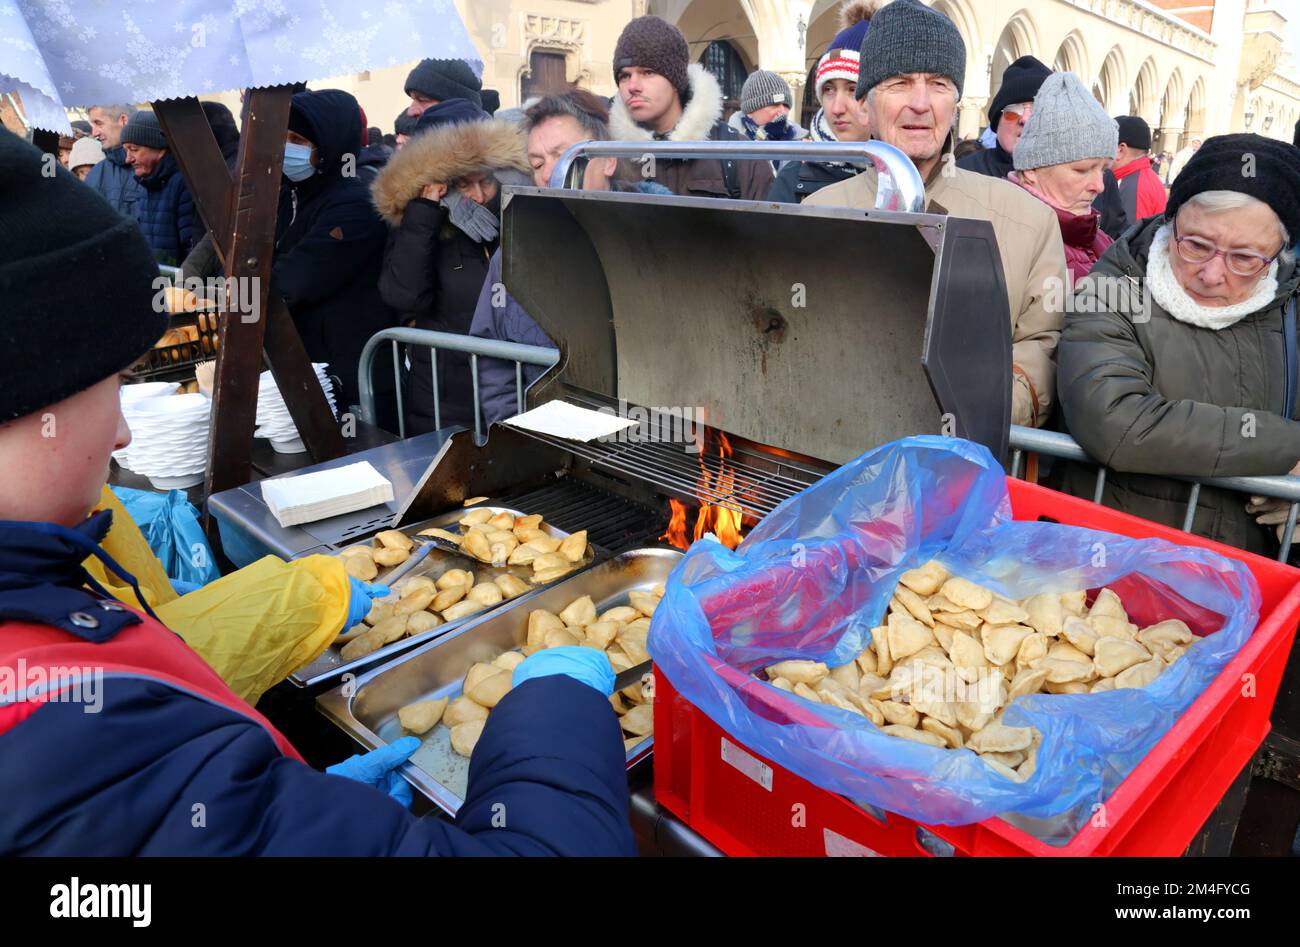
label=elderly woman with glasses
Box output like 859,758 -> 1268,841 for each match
1056,134 -> 1300,554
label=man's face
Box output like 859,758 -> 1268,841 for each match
406,93 -> 439,119
286,130 -> 319,168
867,73 -> 958,171
747,103 -> 789,126
453,171 -> 499,206
618,66 -> 679,129
88,107 -> 127,149
527,114 -> 617,189
996,101 -> 1033,154
1191,139 -> 1202,152
1114,143 -> 1145,169
0,373 -> 131,527
123,143 -> 165,177
821,78 -> 870,142
74,164 -> 93,181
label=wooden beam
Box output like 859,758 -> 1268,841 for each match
153,98 -> 233,249
200,86 -> 293,497
263,287 -> 347,459
155,87 -> 347,498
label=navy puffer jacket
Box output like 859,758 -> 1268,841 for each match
134,152 -> 197,266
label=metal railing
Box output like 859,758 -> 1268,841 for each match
356,327 -> 560,440
1010,425 -> 1300,562
548,139 -> 928,214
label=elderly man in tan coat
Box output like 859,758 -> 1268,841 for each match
806,0 -> 1067,428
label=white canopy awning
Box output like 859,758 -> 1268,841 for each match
0,0 -> 482,133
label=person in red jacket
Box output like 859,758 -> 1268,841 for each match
0,127 -> 637,857
1112,116 -> 1168,225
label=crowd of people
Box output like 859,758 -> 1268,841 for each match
56,0 -> 1300,554
2,0 -> 1299,858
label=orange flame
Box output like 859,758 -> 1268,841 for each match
660,432 -> 748,551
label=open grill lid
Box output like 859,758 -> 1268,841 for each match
499,172 -> 1012,467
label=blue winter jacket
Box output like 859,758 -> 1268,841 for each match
135,152 -> 197,266
0,514 -> 638,856
83,145 -> 143,222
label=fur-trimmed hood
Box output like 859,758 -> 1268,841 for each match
371,118 -> 529,226
609,63 -> 723,142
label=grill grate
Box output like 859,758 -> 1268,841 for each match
508,396 -> 825,521
496,477 -> 667,552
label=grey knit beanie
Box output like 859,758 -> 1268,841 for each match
1013,72 -> 1118,170
857,0 -> 965,100
119,110 -> 167,150
740,71 -> 792,115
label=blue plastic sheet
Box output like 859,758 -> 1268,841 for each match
111,486 -> 221,589
649,436 -> 1260,829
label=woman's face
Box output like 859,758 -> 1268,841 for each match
454,171 -> 498,206
1170,202 -> 1284,308
1022,158 -> 1108,216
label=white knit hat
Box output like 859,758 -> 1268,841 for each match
1014,72 -> 1118,170
67,135 -> 104,171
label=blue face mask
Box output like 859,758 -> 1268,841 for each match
283,141 -> 315,182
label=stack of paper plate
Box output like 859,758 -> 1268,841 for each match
124,392 -> 211,489
114,382 -> 182,471
255,364 -> 337,454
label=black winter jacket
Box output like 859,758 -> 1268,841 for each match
273,90 -> 396,413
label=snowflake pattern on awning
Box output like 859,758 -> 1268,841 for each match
0,0 -> 482,132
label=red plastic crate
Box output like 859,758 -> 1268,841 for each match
653,478 -> 1300,856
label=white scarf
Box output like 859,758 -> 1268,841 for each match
1145,222 -> 1280,330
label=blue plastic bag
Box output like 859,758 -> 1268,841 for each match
649,436 -> 1260,832
111,486 -> 221,589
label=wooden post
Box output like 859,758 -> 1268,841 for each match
155,91 -> 345,498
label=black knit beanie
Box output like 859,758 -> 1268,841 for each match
1166,134 -> 1300,247
613,15 -> 691,101
404,58 -> 483,110
988,55 -> 1051,132
394,110 -> 419,137
1115,115 -> 1152,151
119,110 -> 167,150
0,129 -> 167,422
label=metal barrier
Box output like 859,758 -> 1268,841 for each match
1010,424 -> 1300,562
357,327 -> 560,440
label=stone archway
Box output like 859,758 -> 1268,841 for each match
1094,46 -> 1128,115
1133,57 -> 1160,123
931,0 -> 983,137
1155,67 -> 1185,154
990,10 -> 1042,96
1052,29 -> 1090,88
1185,75 -> 1206,140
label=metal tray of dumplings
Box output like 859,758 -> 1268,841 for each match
316,547 -> 681,815
289,504 -> 596,690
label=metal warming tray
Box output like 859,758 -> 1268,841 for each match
289,503 -> 594,689
317,547 -> 680,813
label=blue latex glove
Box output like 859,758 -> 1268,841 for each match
346,578 -> 390,629
512,646 -> 616,696
326,735 -> 420,807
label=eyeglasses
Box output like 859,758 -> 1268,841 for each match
1172,220 -> 1283,278
1001,102 -> 1034,126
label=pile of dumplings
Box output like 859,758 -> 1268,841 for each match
339,529 -> 418,580
397,585 -> 664,757
762,560 -> 1197,783
338,567 -> 532,662
420,508 -> 590,581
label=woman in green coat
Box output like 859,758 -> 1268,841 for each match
1056,134 -> 1300,556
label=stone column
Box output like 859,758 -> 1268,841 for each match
742,0 -> 818,123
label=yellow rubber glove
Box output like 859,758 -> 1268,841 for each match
156,554 -> 349,705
